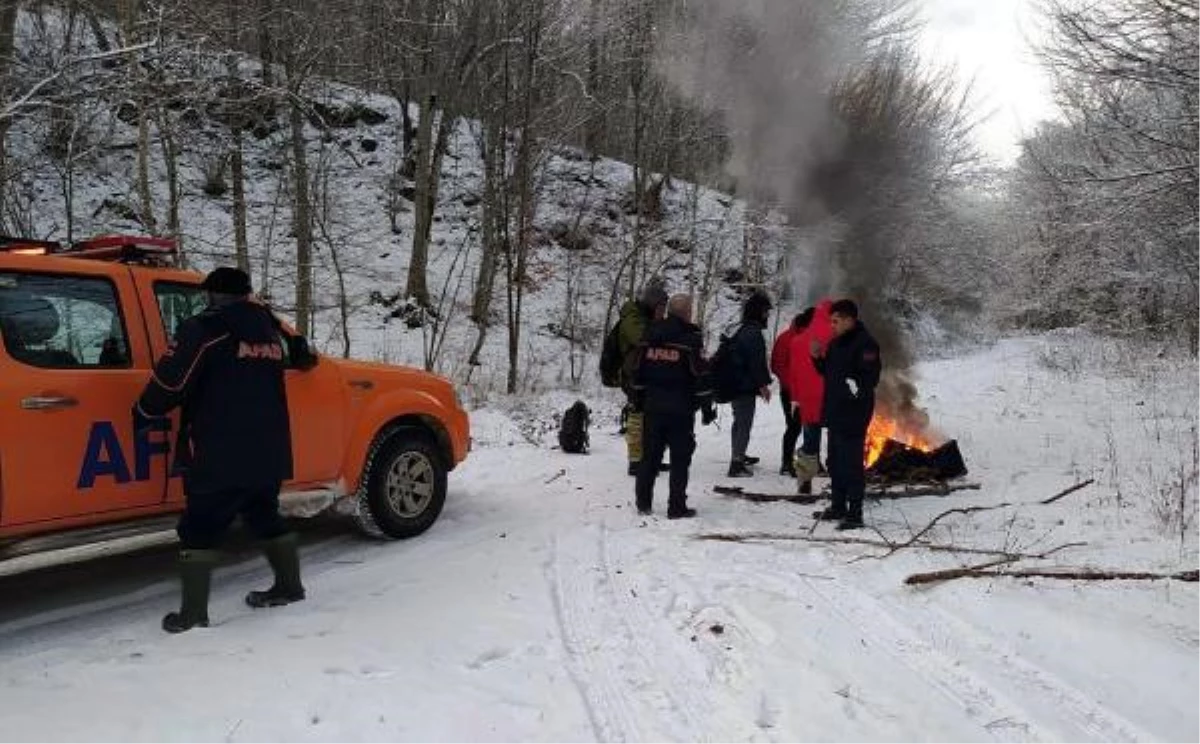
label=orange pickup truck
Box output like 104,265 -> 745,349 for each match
0,236 -> 470,557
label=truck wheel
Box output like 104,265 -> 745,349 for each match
357,429 -> 447,539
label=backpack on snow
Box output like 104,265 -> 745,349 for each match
709,324 -> 742,404
558,400 -> 591,454
599,321 -> 624,388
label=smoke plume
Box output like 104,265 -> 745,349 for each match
658,0 -> 933,434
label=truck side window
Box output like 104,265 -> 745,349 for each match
0,272 -> 130,368
153,281 -> 208,341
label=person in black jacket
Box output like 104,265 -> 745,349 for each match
726,290 -> 773,478
632,294 -> 716,518
135,267 -> 315,633
810,299 -> 881,530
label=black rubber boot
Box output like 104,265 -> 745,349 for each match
163,549 -> 220,634
812,507 -> 847,521
246,533 -> 306,609
727,460 -> 753,478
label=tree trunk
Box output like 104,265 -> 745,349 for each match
584,0 -> 604,156
289,96 -> 314,335
506,8 -> 543,395
0,0 -> 21,207
231,126 -> 249,271
154,102 -> 181,259
406,93 -> 436,305
257,0 -> 274,88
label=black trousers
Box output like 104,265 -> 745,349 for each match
827,429 -> 866,519
779,390 -> 802,468
177,482 -> 289,549
636,412 -> 696,512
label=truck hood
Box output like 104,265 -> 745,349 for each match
321,357 -> 458,401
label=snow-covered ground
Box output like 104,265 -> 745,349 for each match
0,334 -> 1195,742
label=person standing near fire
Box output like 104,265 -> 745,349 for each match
770,308 -> 809,476
630,294 -> 717,518
788,298 -> 834,494
810,299 -> 880,530
616,278 -> 669,476
726,290 -> 773,478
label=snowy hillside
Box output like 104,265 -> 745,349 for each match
8,57 -> 760,403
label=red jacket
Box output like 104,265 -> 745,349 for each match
787,299 -> 834,425
770,325 -> 801,393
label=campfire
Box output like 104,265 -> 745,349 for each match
864,409 -> 967,484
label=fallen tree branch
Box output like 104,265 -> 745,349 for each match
695,532 -> 1088,561
1039,478 -> 1096,505
905,567 -> 1199,586
884,479 -> 1095,558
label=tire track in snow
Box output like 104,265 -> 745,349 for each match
600,525 -> 748,741
737,566 -> 1054,742
550,527 -> 696,742
883,598 -> 1158,742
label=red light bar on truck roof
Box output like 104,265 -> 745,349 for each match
0,234 -> 179,266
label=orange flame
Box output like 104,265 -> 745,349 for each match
864,413 -> 939,467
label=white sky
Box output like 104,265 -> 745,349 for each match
918,0 -> 1061,164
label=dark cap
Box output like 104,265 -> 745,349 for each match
201,267 -> 252,296
640,277 -> 668,309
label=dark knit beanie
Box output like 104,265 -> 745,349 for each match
201,267 -> 252,296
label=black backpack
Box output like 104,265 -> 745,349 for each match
709,324 -> 742,404
558,400 -> 591,454
599,321 -> 624,388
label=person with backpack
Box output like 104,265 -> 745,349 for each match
770,308 -> 811,476
787,299 -> 834,494
607,278 -> 669,476
725,290 -> 773,478
810,299 -> 881,530
630,294 -> 716,518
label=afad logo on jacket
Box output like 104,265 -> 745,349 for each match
77,419 -> 182,489
238,341 -> 283,360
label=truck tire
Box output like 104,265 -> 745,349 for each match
356,428 -> 447,539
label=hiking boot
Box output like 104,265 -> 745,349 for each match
813,507 -> 847,521
246,533 -> 306,609
780,464 -> 797,477
667,507 -> 698,520
798,480 -> 813,495
162,548 -> 220,634
836,516 -> 865,531
727,460 -> 753,478
743,456 -> 760,466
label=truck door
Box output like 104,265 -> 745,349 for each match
0,265 -> 170,531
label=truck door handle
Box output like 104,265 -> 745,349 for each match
21,395 -> 79,410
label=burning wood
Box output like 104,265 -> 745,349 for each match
863,407 -> 967,482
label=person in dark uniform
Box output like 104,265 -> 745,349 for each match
631,294 -> 716,519
810,299 -> 881,530
135,267 -> 315,633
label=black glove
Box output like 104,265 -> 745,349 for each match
701,403 -> 717,426
286,335 -> 319,371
